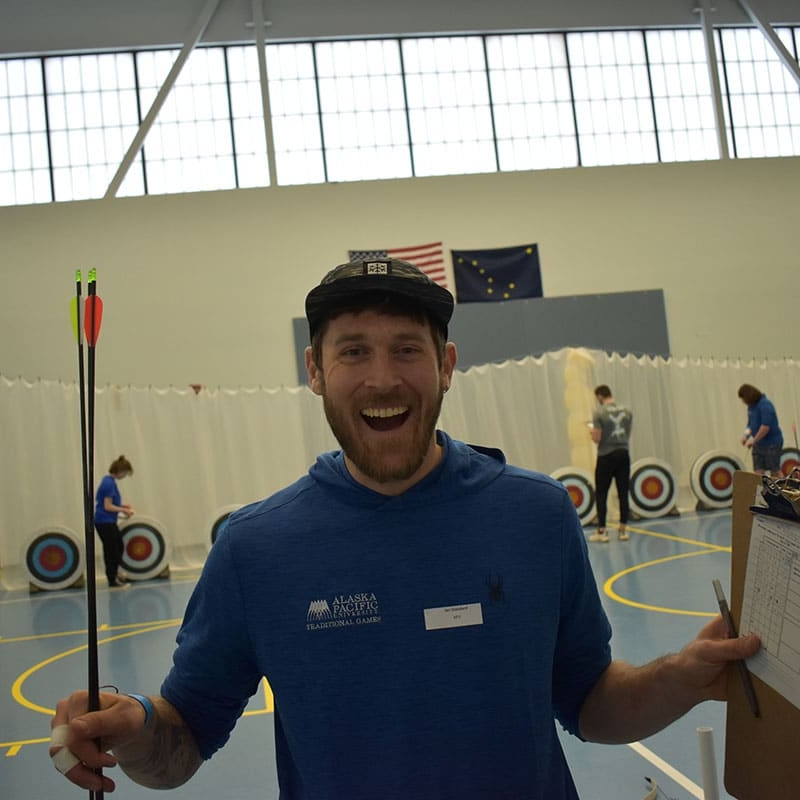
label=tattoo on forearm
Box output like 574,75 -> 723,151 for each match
116,708 -> 203,789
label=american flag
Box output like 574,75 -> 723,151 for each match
348,242 -> 448,289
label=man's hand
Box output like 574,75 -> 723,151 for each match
49,691 -> 150,793
673,614 -> 760,701
579,615 -> 761,744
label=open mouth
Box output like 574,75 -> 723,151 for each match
361,406 -> 410,431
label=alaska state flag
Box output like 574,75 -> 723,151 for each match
452,244 -> 542,302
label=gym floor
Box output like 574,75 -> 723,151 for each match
2,510 -> 737,800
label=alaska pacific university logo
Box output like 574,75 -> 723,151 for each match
306,591 -> 382,631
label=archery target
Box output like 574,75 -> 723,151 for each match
551,467 -> 596,525
780,447 -> 800,476
690,450 -> 744,509
120,516 -> 170,580
629,458 -> 677,518
210,504 -> 242,545
24,525 -> 85,591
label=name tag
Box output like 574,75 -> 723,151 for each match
424,602 -> 483,631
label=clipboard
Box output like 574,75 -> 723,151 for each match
724,470 -> 800,799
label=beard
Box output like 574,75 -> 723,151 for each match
321,386 -> 446,485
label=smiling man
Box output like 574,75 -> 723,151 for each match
49,259 -> 759,800
305,259 -> 456,494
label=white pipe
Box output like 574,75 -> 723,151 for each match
697,726 -> 721,800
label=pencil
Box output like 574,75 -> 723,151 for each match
712,578 -> 760,718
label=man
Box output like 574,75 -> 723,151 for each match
590,384 -> 633,543
50,259 -> 759,799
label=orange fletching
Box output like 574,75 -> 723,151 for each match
83,296 -> 104,346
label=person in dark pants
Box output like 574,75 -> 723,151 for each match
738,383 -> 784,477
590,385 -> 632,542
94,455 -> 135,587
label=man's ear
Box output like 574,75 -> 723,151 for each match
441,342 -> 457,393
305,346 -> 323,395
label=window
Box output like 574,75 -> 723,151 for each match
136,48 -> 236,195
266,43 -> 325,186
315,39 -> 412,182
45,54 -> 143,200
567,31 -> 658,166
1,23 -> 800,206
486,32 -> 578,170
227,45 -> 271,189
646,28 -> 720,162
402,37 -> 497,176
720,26 -> 800,158
0,59 -> 52,205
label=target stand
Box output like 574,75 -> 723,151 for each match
689,450 -> 744,510
550,466 -> 596,526
629,458 -> 679,519
24,525 -> 86,593
119,515 -> 171,581
209,504 -> 243,546
780,447 -> 800,476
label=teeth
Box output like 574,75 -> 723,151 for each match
361,407 -> 408,418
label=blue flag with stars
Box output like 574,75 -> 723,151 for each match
452,244 -> 542,303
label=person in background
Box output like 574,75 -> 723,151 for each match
590,385 -> 633,542
49,261 -> 758,800
94,455 -> 135,588
738,383 -> 784,477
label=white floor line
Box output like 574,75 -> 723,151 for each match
628,741 -> 704,799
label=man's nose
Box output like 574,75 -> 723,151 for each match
363,352 -> 402,389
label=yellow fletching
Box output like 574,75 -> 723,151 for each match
69,297 -> 81,343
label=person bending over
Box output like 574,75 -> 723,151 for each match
738,383 -> 784,477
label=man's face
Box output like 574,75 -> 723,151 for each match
305,309 -> 456,495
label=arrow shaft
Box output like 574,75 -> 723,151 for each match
74,270 -> 104,799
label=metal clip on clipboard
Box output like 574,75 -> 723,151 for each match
750,467 -> 800,522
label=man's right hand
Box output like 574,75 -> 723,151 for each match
49,690 -> 150,793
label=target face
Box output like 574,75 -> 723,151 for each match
629,458 -> 677,518
24,526 -> 85,591
781,447 -> 800,476
120,516 -> 170,580
551,467 -> 596,524
690,450 -> 744,509
210,504 -> 243,545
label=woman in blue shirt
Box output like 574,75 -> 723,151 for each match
94,454 -> 135,587
738,383 -> 784,476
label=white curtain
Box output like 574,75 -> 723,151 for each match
3,348 -> 799,589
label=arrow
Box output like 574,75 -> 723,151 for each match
84,269 -> 104,347
71,268 -> 104,800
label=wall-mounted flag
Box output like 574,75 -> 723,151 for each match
452,244 -> 542,302
348,242 -> 447,288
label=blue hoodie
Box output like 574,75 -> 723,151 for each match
162,431 -> 611,799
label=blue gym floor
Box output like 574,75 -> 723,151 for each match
1,510 -> 738,800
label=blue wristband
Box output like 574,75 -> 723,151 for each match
127,693 -> 154,728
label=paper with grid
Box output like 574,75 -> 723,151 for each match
739,513 -> 800,710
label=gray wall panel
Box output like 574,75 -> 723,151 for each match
293,289 -> 669,385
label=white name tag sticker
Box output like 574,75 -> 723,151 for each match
424,602 -> 483,631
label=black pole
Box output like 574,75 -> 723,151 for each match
76,272 -> 89,526
83,269 -> 103,799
